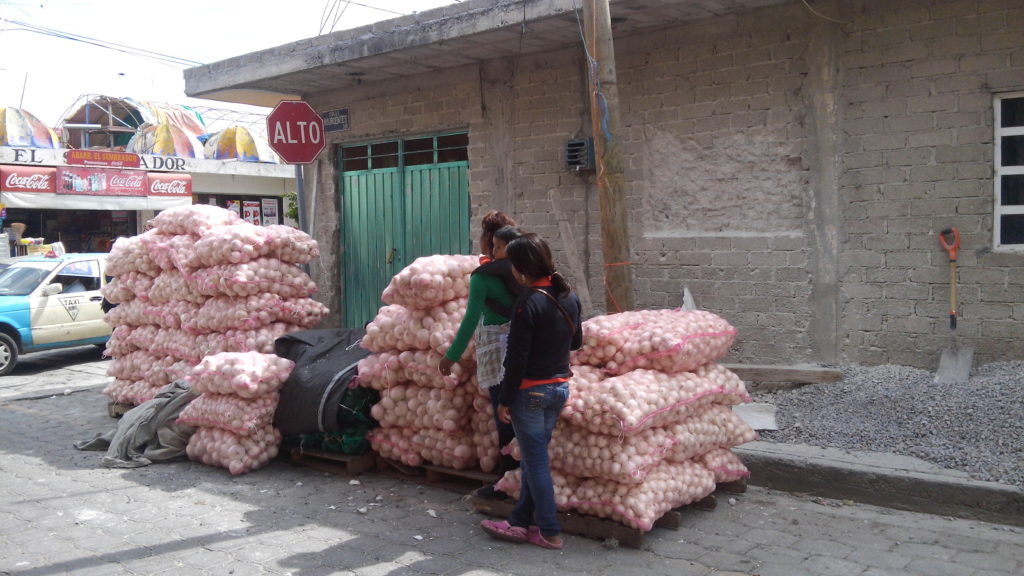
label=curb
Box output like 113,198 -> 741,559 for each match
735,441 -> 1024,528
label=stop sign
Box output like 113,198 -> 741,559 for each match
266,100 -> 325,164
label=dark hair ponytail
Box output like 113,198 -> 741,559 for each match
506,233 -> 572,297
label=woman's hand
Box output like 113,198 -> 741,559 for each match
498,405 -> 512,424
438,357 -> 455,377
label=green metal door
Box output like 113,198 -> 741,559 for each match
340,133 -> 470,329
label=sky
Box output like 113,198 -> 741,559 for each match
0,0 -> 461,126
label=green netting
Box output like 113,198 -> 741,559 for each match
282,386 -> 380,455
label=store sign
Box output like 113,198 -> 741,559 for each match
52,167 -> 191,197
58,167 -> 144,196
1,165 -> 56,193
148,172 -> 192,196
65,149 -> 141,169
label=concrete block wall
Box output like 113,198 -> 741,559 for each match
837,0 -> 1024,367
613,3 -> 820,364
307,0 -> 1023,369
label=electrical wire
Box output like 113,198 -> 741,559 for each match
800,0 -> 850,25
0,17 -> 203,67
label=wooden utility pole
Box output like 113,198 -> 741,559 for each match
583,0 -> 634,312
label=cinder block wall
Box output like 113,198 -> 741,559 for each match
310,0 -> 1023,369
836,0 -> 1024,367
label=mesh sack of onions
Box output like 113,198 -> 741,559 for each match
191,222 -> 320,267
368,381 -> 473,432
362,299 -> 470,357
696,447 -> 750,483
102,379 -> 137,404
662,404 -> 758,463
148,270 -> 205,304
572,309 -> 737,375
111,271 -> 156,303
368,426 -> 477,470
131,326 -> 202,364
104,325 -> 137,357
470,404 -> 500,473
140,231 -> 199,272
543,422 -> 677,484
379,254 -> 478,310
191,222 -> 274,266
187,258 -> 317,299
356,349 -> 473,391
106,351 -> 188,387
562,364 -> 751,436
100,277 -> 135,306
187,352 -> 295,399
186,424 -> 281,476
497,459 -> 717,531
106,235 -> 159,277
177,392 -> 280,436
197,323 -> 294,357
150,204 -> 242,236
184,295 -> 327,334
102,379 -> 166,405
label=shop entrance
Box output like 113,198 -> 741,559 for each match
339,132 -> 470,329
3,208 -> 136,256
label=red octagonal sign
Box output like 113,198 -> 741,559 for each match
267,100 -> 325,164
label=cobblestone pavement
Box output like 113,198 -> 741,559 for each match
0,351 -> 1022,576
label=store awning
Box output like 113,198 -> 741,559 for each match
0,165 -> 191,210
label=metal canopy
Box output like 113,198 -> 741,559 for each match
184,0 -> 791,107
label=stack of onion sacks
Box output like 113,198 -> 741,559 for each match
181,352 -> 294,475
499,308 -> 757,531
357,254 -> 502,471
99,205 -> 326,474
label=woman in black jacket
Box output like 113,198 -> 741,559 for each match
479,233 -> 583,550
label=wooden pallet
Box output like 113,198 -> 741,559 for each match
282,446 -> 376,476
374,456 -> 500,491
471,479 -> 747,549
107,401 -> 136,419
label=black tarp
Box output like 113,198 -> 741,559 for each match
273,328 -> 372,437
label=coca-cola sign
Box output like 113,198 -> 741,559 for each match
0,166 -> 56,193
57,167 -> 146,196
147,172 -> 191,196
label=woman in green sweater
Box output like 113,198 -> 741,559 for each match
439,212 -> 522,488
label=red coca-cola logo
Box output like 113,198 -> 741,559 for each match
109,174 -> 145,187
5,172 -> 51,190
150,179 -> 188,194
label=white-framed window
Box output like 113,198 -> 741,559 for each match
994,92 -> 1024,251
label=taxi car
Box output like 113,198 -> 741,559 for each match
0,253 -> 110,375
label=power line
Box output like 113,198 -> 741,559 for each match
0,17 -> 204,68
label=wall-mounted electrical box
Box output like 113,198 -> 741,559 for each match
566,138 -> 595,172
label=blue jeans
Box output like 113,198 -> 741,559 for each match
507,382 -> 569,537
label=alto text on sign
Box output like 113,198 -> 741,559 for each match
266,101 -> 326,164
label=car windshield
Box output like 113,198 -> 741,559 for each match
0,262 -> 59,296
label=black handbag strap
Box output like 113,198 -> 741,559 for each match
532,288 -> 575,334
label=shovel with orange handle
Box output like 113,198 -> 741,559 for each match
935,228 -> 973,383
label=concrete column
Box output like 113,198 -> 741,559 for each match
804,5 -> 846,364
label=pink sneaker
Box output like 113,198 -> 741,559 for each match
527,526 -> 564,550
480,519 -> 527,543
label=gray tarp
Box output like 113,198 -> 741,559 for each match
74,380 -> 198,468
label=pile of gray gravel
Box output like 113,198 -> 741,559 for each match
754,361 -> 1024,490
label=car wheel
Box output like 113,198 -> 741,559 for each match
0,333 -> 19,376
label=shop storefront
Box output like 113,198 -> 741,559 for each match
0,147 -> 294,256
